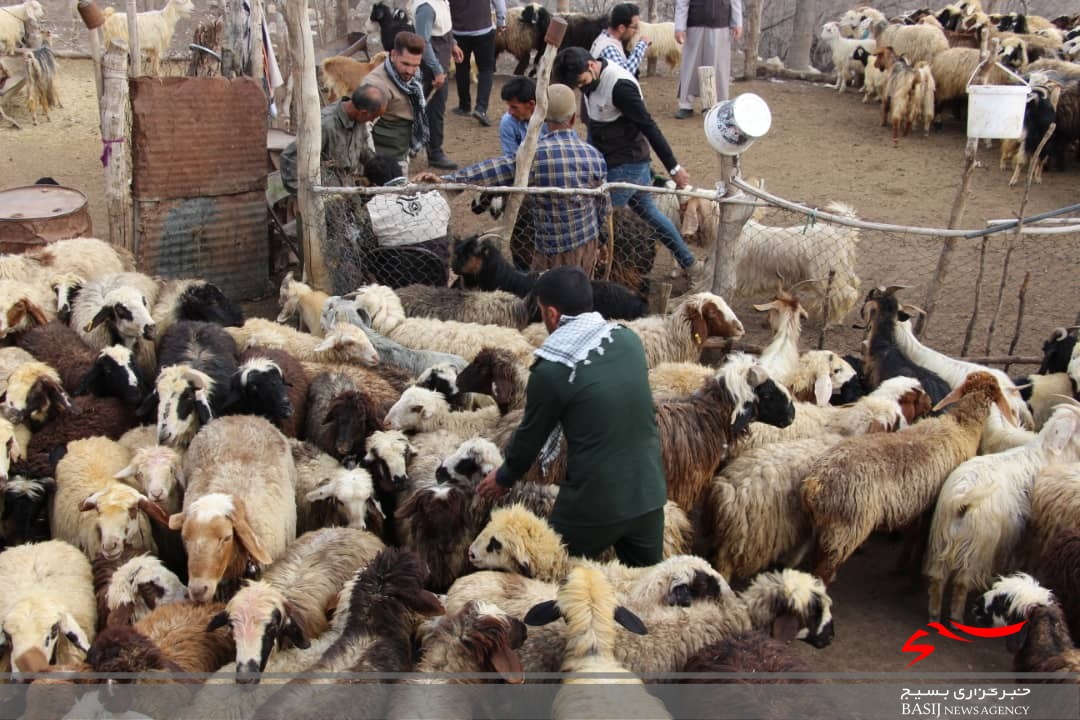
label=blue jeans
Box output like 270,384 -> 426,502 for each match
607,160 -> 695,269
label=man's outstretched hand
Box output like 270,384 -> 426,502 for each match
477,469 -> 509,501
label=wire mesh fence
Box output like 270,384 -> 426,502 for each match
317,181 -> 1078,363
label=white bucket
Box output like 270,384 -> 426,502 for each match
966,84 -> 1027,139
704,93 -> 772,155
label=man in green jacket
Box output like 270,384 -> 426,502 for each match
476,266 -> 667,567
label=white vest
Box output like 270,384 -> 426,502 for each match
589,30 -> 623,61
413,0 -> 453,37
584,61 -> 641,123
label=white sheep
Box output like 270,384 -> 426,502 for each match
1023,461 -> 1080,575
819,21 -> 876,92
291,439 -> 382,532
871,19 -> 949,65
104,553 -> 188,627
171,415 -> 298,603
0,0 -> 43,53
0,539 -> 95,674
787,350 -> 857,406
52,436 -> 168,562
925,402 -> 1080,624
838,6 -> 885,39
101,0 -> 197,76
647,361 -> 714,397
628,293 -> 744,368
227,317 -> 379,366
627,20 -> 681,76
350,284 -> 538,364
384,385 -> 501,437
113,443 -> 184,514
69,271 -> 158,378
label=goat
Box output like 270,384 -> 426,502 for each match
101,0 -> 197,76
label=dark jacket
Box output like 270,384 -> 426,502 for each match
687,0 -> 732,29
496,327 -> 667,527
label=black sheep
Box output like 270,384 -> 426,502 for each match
369,1 -> 414,52
230,347 -> 310,438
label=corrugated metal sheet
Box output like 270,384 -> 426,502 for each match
131,77 -> 267,201
136,191 -> 269,302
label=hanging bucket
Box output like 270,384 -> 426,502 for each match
966,63 -> 1028,140
704,93 -> 772,155
77,0 -> 107,30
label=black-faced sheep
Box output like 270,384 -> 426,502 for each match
15,321 -> 143,404
152,278 -> 244,339
305,371 -> 384,461
96,552 -> 187,629
290,440 -> 384,535
69,271 -> 158,376
230,347 -> 309,438
497,4 -> 545,75
0,476 -> 52,547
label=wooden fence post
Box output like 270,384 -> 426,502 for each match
743,0 -> 762,80
101,43 -> 134,253
286,0 -> 329,289
126,0 -> 141,75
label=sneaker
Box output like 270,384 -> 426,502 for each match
673,108 -> 695,120
472,109 -> 492,127
452,106 -> 471,117
428,152 -> 458,170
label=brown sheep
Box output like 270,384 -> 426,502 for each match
319,51 -> 387,102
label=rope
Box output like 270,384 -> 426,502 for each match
100,137 -> 124,167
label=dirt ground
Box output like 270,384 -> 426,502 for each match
2,58 -> 1076,678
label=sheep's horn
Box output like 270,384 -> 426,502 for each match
180,368 -> 210,389
787,276 -> 828,293
884,284 -> 911,295
900,303 -> 927,317
1049,394 -> 1080,407
1051,326 -> 1069,341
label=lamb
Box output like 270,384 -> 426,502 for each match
321,296 -> 467,376
150,277 -> 243,339
0,539 -> 94,674
924,402 -> 1080,625
0,0 -> 44,54
395,482 -> 475,593
250,548 -> 443,720
350,283 -> 538,364
101,0 -> 197,76
787,350 -> 859,406
88,601 -> 235,674
101,553 -> 187,628
290,440 -> 383,533
170,415 -> 298,603
153,320 -> 238,416
384,385 -> 501,437
319,51 -> 388,101
703,202 -> 861,325
972,573 -> 1080,675
626,20 -> 681,75
209,526 -> 383,681
1,359 -> 71,428
393,284 -> 530,330
853,45 -> 888,102
820,21 -> 876,91
231,347 -> 309,438
870,19 -> 949,64
523,565 -> 672,720
305,371 -> 384,461
276,271 -> 328,336
227,317 -> 379,367
803,371 -> 1018,584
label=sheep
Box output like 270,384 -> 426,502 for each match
171,415 -> 298,603
304,371 -> 384,461
101,0 -> 197,76
1037,530 -> 1080,644
350,283 -> 539,364
523,566 -> 672,720
853,45 -> 888,103
655,353 -> 794,509
1012,371 -> 1078,430
1037,326 -> 1079,375
227,317 -> 379,367
112,442 -> 183,513
753,288 -> 809,387
0,475 -> 51,547
839,6 -> 886,39
450,235 -> 650,321
924,402 -> 1080,625
51,436 -> 167,563
385,385 -> 501,437
876,48 -> 936,142
231,347 -> 309,438
50,271 -> 84,324
820,21 -> 876,91
69,272 -> 158,360
386,600 -> 528,720
931,47 -> 1018,123
319,51 -> 388,102
276,271 -> 328,336
627,293 -> 744,369
788,350 -> 859,406
497,4 -> 545,75
150,278 -> 244,339
1021,462 -> 1080,576
101,553 -> 187,628
0,539 -> 95,674
393,284 -> 530,330
1018,74 -> 1080,175
142,365 -> 216,449
971,573 -> 1080,675
209,526 -> 383,682
0,417 -> 30,487
0,237 -> 131,288
803,371 -> 1018,584
290,440 -> 383,533
626,20 -> 681,76
0,278 -> 54,339
394,483 -> 475,593
870,18 -> 949,64
0,345 -> 36,393
413,361 -> 487,411
697,434 -> 845,582
1,359 -> 71,428
647,361 -> 714,397
250,548 -> 444,720
22,41 -> 59,125
321,296 -> 467,376
0,0 -> 44,54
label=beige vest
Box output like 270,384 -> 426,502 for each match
412,0 -> 453,37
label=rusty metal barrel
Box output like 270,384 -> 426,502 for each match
0,185 -> 94,254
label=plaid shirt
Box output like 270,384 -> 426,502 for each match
595,30 -> 649,76
444,129 -> 609,255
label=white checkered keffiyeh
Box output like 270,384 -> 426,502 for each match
534,312 -> 620,472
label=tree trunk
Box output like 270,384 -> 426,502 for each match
785,0 -> 817,72
743,0 -> 762,79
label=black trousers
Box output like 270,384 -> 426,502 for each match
552,507 -> 665,568
453,29 -> 496,113
423,34 -> 453,155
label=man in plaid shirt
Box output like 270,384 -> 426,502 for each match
590,3 -> 651,76
416,84 -> 609,277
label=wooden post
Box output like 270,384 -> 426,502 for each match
286,0 -> 329,289
101,43 -> 135,252
251,0 -> 266,86
88,28 -> 104,104
645,0 -> 657,76
126,0 -> 141,75
500,17 -> 566,248
743,0 -> 762,80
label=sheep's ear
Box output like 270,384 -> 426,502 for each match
59,612 -> 91,652
305,483 -> 336,503
79,491 -> 103,512
419,404 -> 434,420
230,498 -> 272,566
771,613 -> 801,642
195,397 -> 213,425
613,606 -> 648,635
278,601 -> 312,650
86,305 -> 115,333
45,379 -> 73,414
72,364 -> 101,396
23,300 -> 49,327
206,611 -> 229,633
410,590 -> 445,617
523,600 -> 561,626
1044,415 -> 1077,455
167,511 -> 185,530
813,375 -> 833,407
114,463 -> 137,480
136,390 -> 159,419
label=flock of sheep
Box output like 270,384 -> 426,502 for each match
817,1 -> 1080,178
0,226 -> 1078,716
